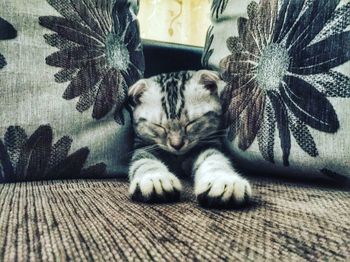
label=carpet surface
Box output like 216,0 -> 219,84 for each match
0,177 -> 349,261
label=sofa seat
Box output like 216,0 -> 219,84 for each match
0,177 -> 349,261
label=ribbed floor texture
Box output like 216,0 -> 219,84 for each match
0,177 -> 349,261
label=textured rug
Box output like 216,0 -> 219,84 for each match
0,177 -> 349,261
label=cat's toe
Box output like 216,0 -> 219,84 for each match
195,176 -> 252,208
129,172 -> 182,203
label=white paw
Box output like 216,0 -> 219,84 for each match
195,173 -> 252,208
129,172 -> 182,203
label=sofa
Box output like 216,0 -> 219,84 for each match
0,40 -> 349,261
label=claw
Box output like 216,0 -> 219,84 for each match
129,172 -> 182,204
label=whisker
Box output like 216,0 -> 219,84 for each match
203,134 -> 228,140
126,144 -> 159,157
141,145 -> 159,152
127,127 -> 229,157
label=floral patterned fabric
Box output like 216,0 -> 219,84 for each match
203,0 -> 350,180
39,0 -> 144,123
0,125 -> 106,183
0,0 -> 144,182
0,17 -> 17,69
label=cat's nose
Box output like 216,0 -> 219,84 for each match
170,140 -> 185,151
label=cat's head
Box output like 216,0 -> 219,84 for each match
128,70 -> 224,155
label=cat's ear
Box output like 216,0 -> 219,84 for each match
128,79 -> 147,106
197,70 -> 220,94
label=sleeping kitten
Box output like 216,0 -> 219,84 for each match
128,70 -> 252,208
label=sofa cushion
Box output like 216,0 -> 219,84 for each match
142,40 -> 203,77
203,0 -> 350,180
0,177 -> 348,260
0,0 -> 144,182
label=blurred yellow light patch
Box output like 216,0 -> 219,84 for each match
138,0 -> 211,47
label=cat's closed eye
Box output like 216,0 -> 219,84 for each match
185,111 -> 216,133
186,119 -> 207,134
185,120 -> 197,133
151,123 -> 167,135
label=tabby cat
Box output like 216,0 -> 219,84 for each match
128,70 -> 252,208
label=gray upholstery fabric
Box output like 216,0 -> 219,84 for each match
0,0 -> 144,182
0,178 -> 349,261
203,0 -> 350,180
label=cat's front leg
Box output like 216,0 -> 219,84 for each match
193,149 -> 252,208
129,149 -> 182,203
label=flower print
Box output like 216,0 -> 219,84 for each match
0,17 -> 17,69
0,125 -> 106,183
220,0 -> 350,166
39,0 -> 144,123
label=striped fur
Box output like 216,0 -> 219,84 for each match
127,70 -> 252,207
156,71 -> 190,119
